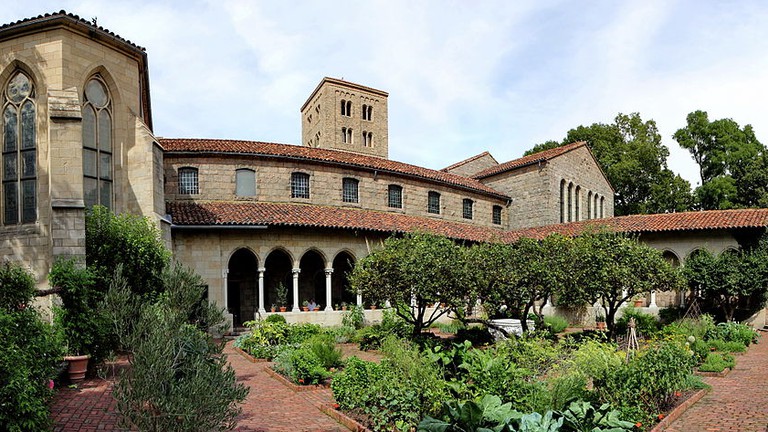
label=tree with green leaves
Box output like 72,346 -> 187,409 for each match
528,113 -> 693,215
673,110 -> 768,209
349,232 -> 468,336
570,233 -> 683,336
683,240 -> 768,322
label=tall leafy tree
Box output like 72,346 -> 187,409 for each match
349,232 -> 467,336
527,113 -> 693,215
674,110 -> 768,209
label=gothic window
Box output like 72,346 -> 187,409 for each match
82,76 -> 113,210
387,184 -> 402,208
342,177 -> 359,203
492,205 -> 502,225
559,179 -> 566,223
575,186 -> 581,222
235,168 -> 255,197
427,191 -> 440,214
600,196 -> 605,218
178,167 -> 199,194
593,194 -> 599,218
567,182 -> 574,222
291,172 -> 310,199
462,198 -> 473,220
2,71 -> 36,225
587,191 -> 592,220
362,104 -> 368,120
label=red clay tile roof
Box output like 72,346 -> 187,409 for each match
0,11 -> 145,51
441,151 -> 498,172
167,201 -> 507,243
504,208 -> 768,242
160,138 -> 509,199
472,142 -> 586,179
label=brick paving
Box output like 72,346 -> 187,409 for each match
51,342 -> 350,431
664,334 -> 768,432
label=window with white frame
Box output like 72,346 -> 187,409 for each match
387,184 -> 403,208
178,167 -> 199,194
462,198 -> 473,219
427,191 -> 440,214
342,177 -> 359,203
291,172 -> 310,199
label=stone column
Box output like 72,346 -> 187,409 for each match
258,267 -> 266,314
222,269 -> 229,310
324,268 -> 333,311
649,291 -> 658,308
356,292 -> 363,307
292,268 -> 301,312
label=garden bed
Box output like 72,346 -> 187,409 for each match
649,388 -> 710,432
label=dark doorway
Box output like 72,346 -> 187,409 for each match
265,249 -> 293,310
228,248 -> 258,327
299,250 -> 326,309
332,251 -> 356,307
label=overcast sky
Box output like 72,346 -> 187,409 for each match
4,1 -> 768,187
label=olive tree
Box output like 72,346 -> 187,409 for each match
349,232 -> 468,336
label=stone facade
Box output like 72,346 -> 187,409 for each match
301,77 -> 389,159
443,152 -> 499,177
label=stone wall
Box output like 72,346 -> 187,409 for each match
165,155 -> 509,229
546,145 -> 614,223
443,152 -> 499,177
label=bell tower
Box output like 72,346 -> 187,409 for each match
301,77 -> 389,159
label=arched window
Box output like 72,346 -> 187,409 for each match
342,177 -> 359,203
346,100 -> 352,117
427,191 -> 440,214
587,191 -> 592,220
593,194 -> 599,218
82,76 -> 113,209
367,132 -> 373,147
492,205 -> 502,225
462,198 -> 474,220
559,180 -> 566,223
387,184 -> 403,208
567,182 -> 574,222
2,71 -> 36,224
575,186 -> 581,222
341,127 -> 348,143
367,105 -> 373,121
600,196 -> 605,218
178,167 -> 199,194
340,99 -> 347,116
291,172 -> 310,199
235,168 -> 256,197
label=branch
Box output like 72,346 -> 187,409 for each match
35,286 -> 63,297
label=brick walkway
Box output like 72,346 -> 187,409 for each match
51,342 -> 349,431
664,335 -> 768,432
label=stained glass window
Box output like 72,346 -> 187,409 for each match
82,76 -> 112,209
2,71 -> 35,225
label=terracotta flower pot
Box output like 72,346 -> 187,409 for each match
633,300 -> 644,307
64,355 -> 90,383
302,307 -> 309,312
279,306 -> 287,312
369,305 -> 377,310
596,321 -> 607,331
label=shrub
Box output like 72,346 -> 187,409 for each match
342,304 -> 365,329
331,357 -> 384,410
698,352 -> 735,373
265,313 -> 286,324
286,322 -> 322,344
543,315 -> 569,334
0,264 -> 65,432
560,400 -> 636,432
418,395 -> 523,431
614,307 -> 660,337
706,322 -> 757,346
50,259 -> 113,363
272,346 -> 329,385
708,339 -> 747,353
304,334 -> 343,369
570,340 -> 623,385
328,325 -> 356,343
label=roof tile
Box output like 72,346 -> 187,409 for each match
160,138 -> 509,199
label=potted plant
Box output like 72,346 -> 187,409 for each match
369,302 -> 377,310
63,353 -> 90,383
334,303 -> 339,311
270,304 -> 277,313
632,295 -> 645,307
302,300 -> 309,312
341,302 -> 347,311
315,304 -> 321,312
595,314 -> 606,331
275,283 -> 288,312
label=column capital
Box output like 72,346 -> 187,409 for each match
324,268 -> 334,275
222,269 -> 229,278
258,267 -> 266,273
292,268 -> 301,274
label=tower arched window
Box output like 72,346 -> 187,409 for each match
82,76 -> 113,209
2,71 -> 36,224
340,99 -> 347,116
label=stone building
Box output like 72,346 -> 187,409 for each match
0,11 -> 765,328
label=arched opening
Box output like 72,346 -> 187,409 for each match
299,250 -> 326,309
332,251 -> 356,307
662,250 -> 681,268
265,249 -> 293,310
227,248 -> 258,327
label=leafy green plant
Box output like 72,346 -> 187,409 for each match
275,282 -> 288,307
559,400 -> 635,432
517,411 -> 563,432
272,346 -> 329,385
418,395 -> 523,432
706,322 -> 757,346
707,339 -> 746,353
543,315 -> 569,334
0,264 -> 65,431
304,334 -> 343,369
265,313 -> 286,324
286,322 -> 322,344
698,352 -> 735,373
342,304 -> 365,329
614,307 -> 659,337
